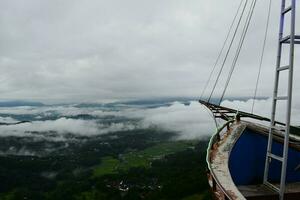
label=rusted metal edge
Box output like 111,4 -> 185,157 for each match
206,120 -> 236,200
246,122 -> 300,150
199,100 -> 271,122
199,99 -> 300,136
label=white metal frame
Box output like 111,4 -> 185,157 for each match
263,0 -> 297,199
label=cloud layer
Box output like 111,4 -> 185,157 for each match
0,101 -> 216,141
138,101 -> 215,139
1,96 -> 300,143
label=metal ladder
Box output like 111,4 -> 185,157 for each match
263,0 -> 298,199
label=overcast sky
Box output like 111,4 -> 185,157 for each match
0,0 -> 299,103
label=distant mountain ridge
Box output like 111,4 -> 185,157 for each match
0,101 -> 44,107
0,96 -> 269,108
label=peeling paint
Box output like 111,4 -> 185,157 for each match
208,122 -> 247,200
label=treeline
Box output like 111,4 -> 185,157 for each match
0,130 -> 211,200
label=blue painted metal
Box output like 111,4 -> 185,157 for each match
229,128 -> 300,185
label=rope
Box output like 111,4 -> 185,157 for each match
208,0 -> 249,103
251,0 -> 272,113
218,0 -> 257,105
200,0 -> 244,100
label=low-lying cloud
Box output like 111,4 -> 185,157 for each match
0,118 -> 136,141
0,101 -> 216,141
136,101 -> 216,140
0,116 -> 18,123
1,98 -> 300,143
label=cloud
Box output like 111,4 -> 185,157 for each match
98,101 -> 217,140
0,116 -> 18,123
1,99 -> 300,157
221,95 -> 300,126
0,117 -> 137,140
0,146 -> 36,156
2,98 -> 300,142
124,101 -> 216,140
135,98 -> 300,138
0,101 -> 217,140
0,105 -> 119,117
0,0 -> 299,102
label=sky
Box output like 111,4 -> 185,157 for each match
0,0 -> 300,103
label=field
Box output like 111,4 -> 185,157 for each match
93,141 -> 197,177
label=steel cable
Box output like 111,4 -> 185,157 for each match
200,0 -> 244,100
208,0 -> 249,103
251,0 -> 272,113
218,0 -> 257,105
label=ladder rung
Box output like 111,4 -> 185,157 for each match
275,96 -> 288,100
281,35 -> 290,43
277,65 -> 290,71
265,181 -> 280,193
270,125 -> 285,132
282,6 -> 292,14
268,153 -> 284,162
281,35 -> 300,44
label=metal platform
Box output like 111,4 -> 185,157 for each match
238,182 -> 300,200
